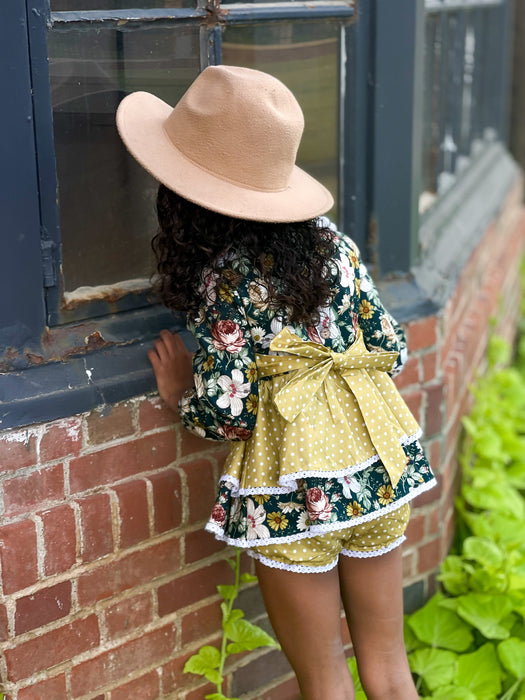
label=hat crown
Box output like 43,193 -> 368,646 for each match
164,65 -> 304,192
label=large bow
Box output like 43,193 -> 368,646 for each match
256,328 -> 409,487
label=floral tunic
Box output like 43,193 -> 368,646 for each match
179,221 -> 436,547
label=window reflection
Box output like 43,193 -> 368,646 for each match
222,22 -> 340,221
48,24 -> 200,293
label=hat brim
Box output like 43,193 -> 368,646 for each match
116,91 -> 334,223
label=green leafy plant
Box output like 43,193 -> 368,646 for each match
184,549 -> 280,700
406,329 -> 525,699
349,286 -> 525,698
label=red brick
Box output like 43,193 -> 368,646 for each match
86,403 -> 134,445
158,560 -> 232,616
184,459 -> 216,524
70,623 -> 176,696
185,682 -> 218,700
401,390 -> 423,425
393,355 -> 420,390
70,432 -> 177,494
111,671 -> 160,700
105,592 -> 153,640
77,537 -> 180,605
5,615 -> 100,682
426,438 -> 442,472
259,676 -> 301,700
3,464 -> 64,516
77,493 -> 113,561
425,383 -> 444,436
428,506 -> 441,536
180,427 -> 212,457
15,581 -> 71,635
161,648 -> 204,694
422,350 -> 438,383
147,468 -> 182,535
185,527 -> 226,564
0,433 -> 37,471
232,648 -> 292,697
417,538 -> 441,574
40,419 -> 81,463
113,480 -> 149,548
0,519 -> 38,594
181,600 -> 222,646
41,504 -> 77,575
402,550 -> 416,578
404,515 -> 426,547
413,480 -> 441,508
0,603 -> 8,641
138,397 -> 178,431
408,316 -> 437,351
18,674 -> 68,700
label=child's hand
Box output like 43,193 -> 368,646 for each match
148,330 -> 194,411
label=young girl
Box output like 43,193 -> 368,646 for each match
117,65 -> 436,700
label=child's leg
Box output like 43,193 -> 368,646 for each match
254,560 -> 355,700
338,548 -> 418,700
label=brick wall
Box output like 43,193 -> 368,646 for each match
0,187 -> 524,699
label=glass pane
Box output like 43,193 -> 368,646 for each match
222,21 -> 340,220
51,1 -> 195,10
48,23 -> 200,294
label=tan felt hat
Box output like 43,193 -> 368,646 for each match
116,65 -> 334,222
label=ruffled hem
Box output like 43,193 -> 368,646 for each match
220,429 -> 423,496
205,477 -> 437,548
247,534 -> 407,573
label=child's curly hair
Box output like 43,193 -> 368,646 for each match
152,184 -> 338,326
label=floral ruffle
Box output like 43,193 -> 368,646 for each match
205,441 -> 436,547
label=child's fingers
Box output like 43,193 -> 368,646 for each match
147,348 -> 161,371
159,330 -> 189,359
153,336 -> 172,365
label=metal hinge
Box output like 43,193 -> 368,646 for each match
40,238 -> 57,288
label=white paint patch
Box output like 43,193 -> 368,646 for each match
0,427 -> 39,444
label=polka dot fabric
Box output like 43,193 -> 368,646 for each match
177,220 -> 437,570
250,503 -> 411,573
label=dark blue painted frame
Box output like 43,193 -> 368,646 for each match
0,0 -> 356,429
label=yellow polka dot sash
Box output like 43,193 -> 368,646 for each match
222,329 -> 421,492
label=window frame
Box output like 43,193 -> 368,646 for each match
0,0 -> 355,429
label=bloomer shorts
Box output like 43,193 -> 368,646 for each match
249,503 -> 411,573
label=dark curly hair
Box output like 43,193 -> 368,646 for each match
152,185 -> 338,325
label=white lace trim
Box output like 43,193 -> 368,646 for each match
205,477 -> 437,549
246,534 -> 407,573
247,550 -> 340,574
340,534 -> 406,559
219,429 -> 423,497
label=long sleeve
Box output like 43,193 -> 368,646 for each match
356,260 -> 408,377
178,271 -> 259,441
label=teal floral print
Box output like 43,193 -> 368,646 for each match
177,220 -> 437,548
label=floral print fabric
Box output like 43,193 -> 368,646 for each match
178,221 -> 437,551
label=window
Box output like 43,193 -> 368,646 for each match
1,0 -> 354,428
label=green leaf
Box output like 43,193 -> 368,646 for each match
463,537 -> 504,568
217,584 -> 237,601
469,568 -> 508,594
184,645 -> 222,684
408,648 -> 457,691
455,593 -> 514,640
225,618 -> 278,654
455,643 -> 502,700
438,555 -> 470,596
462,482 -> 524,519
408,593 -> 473,651
404,615 -> 425,652
240,573 -> 258,584
429,686 -> 477,700
347,657 -> 365,696
205,694 -> 240,700
498,638 -> 525,678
